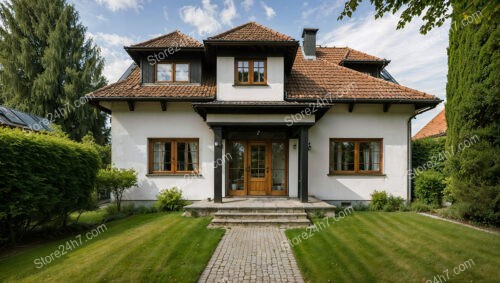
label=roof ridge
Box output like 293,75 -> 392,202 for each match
130,30 -> 202,48
207,21 -> 293,41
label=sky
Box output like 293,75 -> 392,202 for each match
69,0 -> 450,134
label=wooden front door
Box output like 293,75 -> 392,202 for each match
228,141 -> 288,196
247,142 -> 268,195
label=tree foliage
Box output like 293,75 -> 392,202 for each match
0,127 -> 100,244
96,167 -> 138,212
0,0 -> 109,143
339,0 -> 498,34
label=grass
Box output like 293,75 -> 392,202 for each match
286,212 -> 500,283
69,208 -> 108,224
0,213 -> 224,282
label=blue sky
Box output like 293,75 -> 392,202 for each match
69,0 -> 450,133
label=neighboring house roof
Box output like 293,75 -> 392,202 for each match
0,105 -> 52,131
413,109 -> 447,139
207,22 -> 295,42
316,47 -> 382,64
89,64 -> 216,99
285,51 -> 437,101
130,30 -> 204,48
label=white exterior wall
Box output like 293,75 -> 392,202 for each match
308,104 -> 414,201
108,102 -> 215,201
216,56 -> 284,101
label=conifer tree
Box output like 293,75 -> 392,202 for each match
0,0 -> 109,143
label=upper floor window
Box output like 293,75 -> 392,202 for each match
329,138 -> 383,175
235,59 -> 266,85
156,63 -> 189,82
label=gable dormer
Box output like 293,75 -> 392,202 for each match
204,22 -> 299,101
124,31 -> 205,84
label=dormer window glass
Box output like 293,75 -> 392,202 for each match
156,62 -> 190,82
235,59 -> 266,85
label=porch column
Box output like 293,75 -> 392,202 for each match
213,126 -> 223,203
298,126 -> 309,203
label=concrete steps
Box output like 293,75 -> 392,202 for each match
209,208 -> 311,228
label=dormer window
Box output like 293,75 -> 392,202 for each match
235,59 -> 266,85
155,63 -> 190,82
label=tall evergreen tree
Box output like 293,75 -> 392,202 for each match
340,0 -> 499,224
0,0 -> 108,143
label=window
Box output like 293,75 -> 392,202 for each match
155,63 -> 190,82
329,139 -> 383,174
235,59 -> 266,85
148,138 -> 199,174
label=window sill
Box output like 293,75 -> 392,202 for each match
327,173 -> 386,177
147,173 -> 203,177
232,83 -> 269,87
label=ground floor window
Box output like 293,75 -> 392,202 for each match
148,138 -> 199,174
329,138 -> 383,174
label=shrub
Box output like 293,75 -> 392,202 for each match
370,190 -> 388,210
0,127 -> 100,244
96,167 -> 138,212
415,170 -> 446,206
411,200 -> 432,212
383,195 -> 405,212
155,187 -> 188,211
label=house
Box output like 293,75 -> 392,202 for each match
0,105 -> 52,132
413,109 -> 447,139
88,22 -> 441,206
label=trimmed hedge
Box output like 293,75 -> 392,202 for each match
414,170 -> 446,206
0,128 -> 100,244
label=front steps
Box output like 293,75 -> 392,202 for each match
209,208 -> 311,228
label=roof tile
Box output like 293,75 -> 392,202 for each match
208,22 -> 295,42
130,30 -> 203,48
413,109 -> 447,139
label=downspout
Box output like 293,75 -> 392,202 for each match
407,105 -> 437,203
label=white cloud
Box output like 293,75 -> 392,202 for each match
242,0 -> 254,11
261,2 -> 276,20
95,0 -> 144,12
179,0 -> 222,36
220,0 -> 238,26
319,12 -> 450,133
301,0 -> 343,21
86,32 -> 136,83
163,6 -> 169,21
88,32 -> 136,47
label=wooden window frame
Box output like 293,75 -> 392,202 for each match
329,138 -> 383,175
155,62 -> 190,83
234,58 -> 267,85
148,138 -> 199,175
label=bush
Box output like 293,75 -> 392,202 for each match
96,167 -> 138,212
155,187 -> 188,211
383,195 -> 405,212
415,170 -> 446,206
411,200 -> 432,212
370,190 -> 389,210
370,190 -> 405,211
0,128 -> 100,245
412,137 -> 446,174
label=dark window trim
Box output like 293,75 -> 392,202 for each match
148,138 -> 199,175
154,62 -> 191,83
234,58 -> 267,85
329,138 -> 383,175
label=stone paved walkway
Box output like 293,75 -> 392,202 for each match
198,227 -> 304,283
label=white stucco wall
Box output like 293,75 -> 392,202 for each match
308,104 -> 414,201
216,56 -> 284,101
109,102 -> 215,201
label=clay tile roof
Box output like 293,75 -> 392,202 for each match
285,51 -> 440,101
413,109 -> 447,139
88,65 -> 215,99
208,22 -> 295,42
315,47 -> 383,64
130,30 -> 203,48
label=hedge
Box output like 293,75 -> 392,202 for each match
0,128 -> 100,244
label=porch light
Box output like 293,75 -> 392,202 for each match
308,142 -> 312,150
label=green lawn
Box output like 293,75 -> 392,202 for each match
0,213 -> 224,282
286,212 -> 500,283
